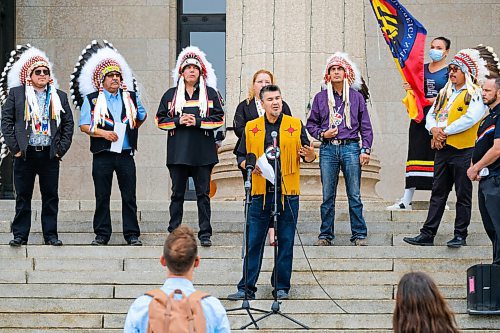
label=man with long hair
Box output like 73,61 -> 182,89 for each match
306,52 -> 373,246
156,46 -> 224,247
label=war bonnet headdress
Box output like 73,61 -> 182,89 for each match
436,46 -> 499,110
322,52 -> 369,129
171,46 -> 217,118
70,40 -> 138,133
0,44 -> 64,160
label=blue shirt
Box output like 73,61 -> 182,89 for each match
124,277 -> 231,333
424,63 -> 448,99
29,88 -> 52,146
79,89 -> 146,150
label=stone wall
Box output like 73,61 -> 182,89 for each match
14,0 -> 499,201
16,0 -> 177,200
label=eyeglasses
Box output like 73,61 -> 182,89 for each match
105,73 -> 121,79
33,69 -> 50,76
448,66 -> 460,73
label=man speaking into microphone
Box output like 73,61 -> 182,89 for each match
228,85 -> 316,301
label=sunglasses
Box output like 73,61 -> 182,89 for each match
33,69 -> 50,76
105,73 -> 121,79
448,66 -> 461,73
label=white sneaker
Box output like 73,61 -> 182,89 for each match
386,199 -> 412,210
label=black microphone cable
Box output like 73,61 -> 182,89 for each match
277,157 -> 349,314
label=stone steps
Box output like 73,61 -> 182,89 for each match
0,323 -> 498,333
0,231 -> 492,246
0,208 -> 483,224
0,201 -> 497,331
0,313 -> 497,330
2,245 -> 491,259
0,219 -> 489,235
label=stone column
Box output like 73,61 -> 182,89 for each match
214,0 -> 381,201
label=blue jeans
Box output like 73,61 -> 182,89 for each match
319,142 -> 367,242
237,194 -> 298,295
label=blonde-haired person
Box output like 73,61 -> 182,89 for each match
393,271 -> 460,333
233,69 -> 292,245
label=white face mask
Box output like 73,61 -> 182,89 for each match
429,49 -> 445,62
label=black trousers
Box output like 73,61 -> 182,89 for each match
92,151 -> 140,242
12,148 -> 59,242
167,164 -> 213,240
421,146 -> 473,238
478,175 -> 500,265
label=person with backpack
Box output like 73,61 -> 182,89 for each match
124,225 -> 230,332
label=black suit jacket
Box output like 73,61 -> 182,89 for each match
232,98 -> 292,155
1,85 -> 74,159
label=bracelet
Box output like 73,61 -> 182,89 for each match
361,148 -> 371,155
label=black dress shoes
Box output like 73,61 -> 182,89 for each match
447,236 -> 466,248
45,238 -> 63,246
200,238 -> 212,247
127,236 -> 142,246
91,236 -> 108,246
9,237 -> 27,247
403,234 -> 434,246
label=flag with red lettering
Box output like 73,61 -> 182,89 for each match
369,0 -> 430,122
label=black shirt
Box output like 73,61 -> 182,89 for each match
472,104 -> 500,175
156,85 -> 224,166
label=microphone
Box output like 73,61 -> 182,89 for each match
271,131 -> 278,148
244,153 -> 257,190
270,131 -> 280,158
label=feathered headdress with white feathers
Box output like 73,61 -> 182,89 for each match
171,46 -> 217,117
321,52 -> 369,129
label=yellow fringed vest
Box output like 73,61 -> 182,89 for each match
435,90 -> 480,149
245,115 -> 302,196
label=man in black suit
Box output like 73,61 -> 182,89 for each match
0,47 -> 74,246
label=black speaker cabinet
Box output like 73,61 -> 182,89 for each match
467,264 -> 500,315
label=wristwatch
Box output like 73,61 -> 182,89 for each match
319,131 -> 325,141
361,148 -> 371,155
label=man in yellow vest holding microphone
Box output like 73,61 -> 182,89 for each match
227,85 -> 316,300
404,48 -> 489,248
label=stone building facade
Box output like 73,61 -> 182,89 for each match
11,0 -> 499,201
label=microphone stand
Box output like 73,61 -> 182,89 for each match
241,139 -> 309,330
226,167 -> 268,329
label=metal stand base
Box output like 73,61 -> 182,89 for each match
226,299 -> 269,329
240,300 -> 309,330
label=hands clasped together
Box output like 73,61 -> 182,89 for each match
431,127 -> 447,150
179,113 -> 197,127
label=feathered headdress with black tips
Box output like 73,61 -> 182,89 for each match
474,44 -> 500,78
70,40 -> 139,132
